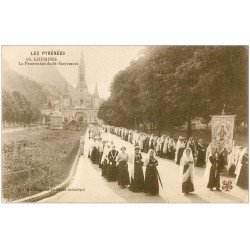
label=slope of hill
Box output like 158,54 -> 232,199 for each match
19,64 -> 76,95
2,59 -> 76,108
2,61 -> 48,107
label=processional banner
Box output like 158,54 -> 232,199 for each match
211,115 -> 235,154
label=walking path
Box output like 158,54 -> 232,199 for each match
40,132 -> 248,203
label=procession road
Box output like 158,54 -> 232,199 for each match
40,132 -> 248,203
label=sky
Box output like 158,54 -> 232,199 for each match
2,46 -> 145,98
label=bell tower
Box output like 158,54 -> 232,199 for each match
91,82 -> 100,108
77,52 -> 87,89
76,52 -> 91,107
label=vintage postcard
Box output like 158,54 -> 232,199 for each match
1,45 -> 248,203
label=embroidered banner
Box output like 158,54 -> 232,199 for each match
211,115 -> 235,154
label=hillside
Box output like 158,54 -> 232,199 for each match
2,59 -> 75,107
19,64 -> 76,95
2,61 -> 48,107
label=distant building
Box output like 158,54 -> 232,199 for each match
42,52 -> 102,126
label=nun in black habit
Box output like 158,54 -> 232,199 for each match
129,146 -> 144,193
90,137 -> 98,164
117,147 -> 130,188
176,138 -> 186,165
204,152 -> 224,191
144,149 -> 161,196
101,143 -> 111,178
106,145 -> 119,181
196,139 -> 206,167
236,147 -> 248,189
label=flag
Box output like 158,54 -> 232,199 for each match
211,115 -> 235,154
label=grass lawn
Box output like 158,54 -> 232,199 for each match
2,126 -> 87,201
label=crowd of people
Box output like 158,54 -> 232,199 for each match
82,124 -> 248,197
107,126 -> 206,166
83,125 -> 161,196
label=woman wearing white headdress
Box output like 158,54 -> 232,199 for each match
128,146 -> 144,192
117,146 -> 130,188
87,135 -> 94,158
144,149 -> 161,196
227,140 -> 239,175
205,142 -> 211,165
163,136 -> 170,158
155,136 -> 161,156
98,139 -> 106,169
180,148 -> 195,195
149,134 -> 155,150
133,130 -> 139,146
128,131 -> 131,144
167,138 -> 176,160
176,137 -> 185,165
138,133 -> 144,151
90,137 -> 99,164
101,142 -> 111,178
175,136 -> 182,162
159,135 -> 166,157
106,144 -> 119,182
84,127 -> 92,157
234,146 -> 243,175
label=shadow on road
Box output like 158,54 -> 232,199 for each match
213,191 -> 244,203
184,193 -> 208,203
91,163 -> 167,203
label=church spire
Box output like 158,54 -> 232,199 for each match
93,82 -> 99,98
77,51 -> 87,89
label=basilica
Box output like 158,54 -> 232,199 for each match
44,52 -> 102,128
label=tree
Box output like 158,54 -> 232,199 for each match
193,46 -> 248,123
2,91 -> 19,126
2,90 -> 42,125
138,46 -> 200,134
99,46 -> 248,136
98,59 -> 143,129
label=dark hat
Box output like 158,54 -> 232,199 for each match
134,145 -> 140,150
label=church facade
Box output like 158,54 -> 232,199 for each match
61,52 -> 101,124
44,52 -> 102,126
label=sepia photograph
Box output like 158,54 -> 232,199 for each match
1,1 -> 250,250
1,45 -> 248,203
